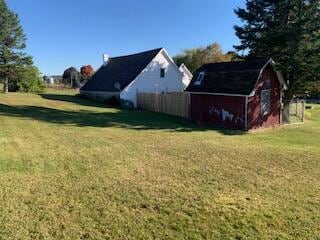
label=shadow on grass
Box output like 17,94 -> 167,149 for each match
0,93 -> 247,135
39,93 -> 109,108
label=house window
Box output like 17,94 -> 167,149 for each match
193,72 -> 205,86
160,68 -> 165,78
261,89 -> 271,116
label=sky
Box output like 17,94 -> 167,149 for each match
7,0 -> 245,75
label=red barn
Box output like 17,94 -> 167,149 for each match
186,59 -> 287,130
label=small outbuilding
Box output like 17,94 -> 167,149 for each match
80,48 -> 192,107
186,58 -> 287,130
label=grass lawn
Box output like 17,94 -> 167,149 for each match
0,90 -> 319,239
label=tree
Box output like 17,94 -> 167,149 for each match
234,0 -> 320,102
80,65 -> 94,85
305,81 -> 320,98
0,0 -> 32,93
173,43 -> 237,73
62,67 -> 81,88
226,51 -> 243,61
80,65 -> 94,76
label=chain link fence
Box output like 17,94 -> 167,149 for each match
283,97 -> 305,123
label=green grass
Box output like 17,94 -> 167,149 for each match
0,89 -> 319,239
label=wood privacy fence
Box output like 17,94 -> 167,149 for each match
137,92 -> 190,119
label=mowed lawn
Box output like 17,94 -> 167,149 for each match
0,90 -> 319,240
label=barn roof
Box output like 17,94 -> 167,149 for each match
186,58 -> 279,95
81,48 -> 163,92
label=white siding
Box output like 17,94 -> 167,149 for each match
120,50 -> 184,107
179,64 -> 193,89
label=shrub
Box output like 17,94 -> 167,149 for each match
9,66 -> 45,93
120,99 -> 134,109
307,81 -> 320,99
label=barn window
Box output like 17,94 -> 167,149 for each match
261,89 -> 271,116
194,72 -> 205,85
160,68 -> 165,78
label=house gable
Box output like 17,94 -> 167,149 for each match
80,48 -> 162,92
247,64 -> 282,129
249,59 -> 287,97
179,63 -> 193,89
120,49 -> 184,107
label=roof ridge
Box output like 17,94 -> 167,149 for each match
202,58 -> 269,67
110,48 -> 163,60
186,58 -> 271,95
205,69 -> 260,73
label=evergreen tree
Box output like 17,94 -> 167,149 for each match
234,0 -> 320,101
0,0 -> 32,93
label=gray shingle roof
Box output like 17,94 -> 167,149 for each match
186,59 -> 269,95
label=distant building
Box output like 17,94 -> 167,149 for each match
44,75 -> 62,85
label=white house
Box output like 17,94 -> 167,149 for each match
80,48 -> 192,107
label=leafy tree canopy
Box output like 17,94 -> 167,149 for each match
80,65 -> 94,76
173,43 -> 240,73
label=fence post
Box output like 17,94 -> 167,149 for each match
188,93 -> 191,119
302,100 -> 305,123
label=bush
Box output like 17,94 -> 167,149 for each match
120,99 -> 135,109
9,66 -> 45,93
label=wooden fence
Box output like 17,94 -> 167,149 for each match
137,92 -> 190,119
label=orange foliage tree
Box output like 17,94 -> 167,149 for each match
80,65 -> 94,76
